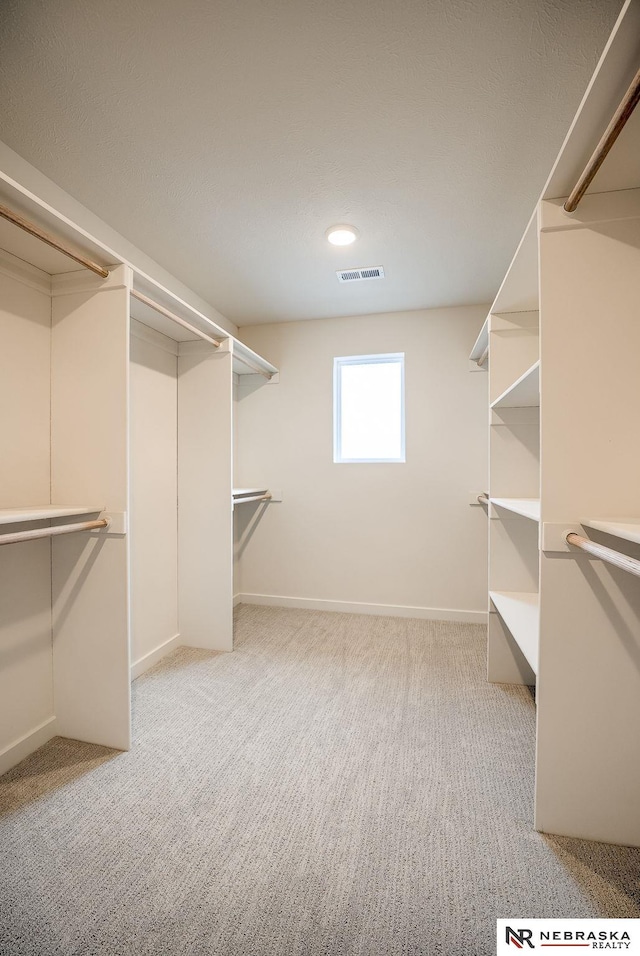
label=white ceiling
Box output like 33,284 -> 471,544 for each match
0,0 -> 624,325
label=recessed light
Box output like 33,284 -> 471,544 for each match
326,224 -> 359,246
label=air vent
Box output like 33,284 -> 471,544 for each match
337,266 -> 385,283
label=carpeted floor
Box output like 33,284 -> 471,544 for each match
1,605 -> 639,955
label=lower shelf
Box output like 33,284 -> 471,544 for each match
489,590 -> 539,674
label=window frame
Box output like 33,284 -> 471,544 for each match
333,352 -> 406,464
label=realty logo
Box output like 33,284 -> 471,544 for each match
506,926 -> 535,949
497,919 -> 640,954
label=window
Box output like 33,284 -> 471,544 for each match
333,353 -> 405,463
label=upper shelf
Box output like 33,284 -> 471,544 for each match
0,171 -> 280,379
0,505 -> 102,526
469,315 -> 488,364
491,498 -> 540,522
581,517 -> 640,546
490,212 -> 539,316
469,212 -> 539,360
542,1 -> 640,202
491,360 -> 539,409
233,341 -> 278,379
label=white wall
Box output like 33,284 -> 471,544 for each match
235,306 -> 488,621
129,322 -> 179,675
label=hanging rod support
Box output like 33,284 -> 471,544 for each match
565,531 -> 640,579
0,517 -> 110,547
130,289 -> 221,349
564,66 -> 640,213
477,494 -> 489,506
0,203 -> 110,278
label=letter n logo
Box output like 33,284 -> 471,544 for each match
506,926 -> 535,949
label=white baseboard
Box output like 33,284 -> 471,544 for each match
0,716 -> 58,777
236,593 -> 488,624
131,633 -> 181,680
233,593 -> 242,607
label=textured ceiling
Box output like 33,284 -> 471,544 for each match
0,0 -> 623,324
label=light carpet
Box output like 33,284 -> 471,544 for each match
1,605 -> 639,955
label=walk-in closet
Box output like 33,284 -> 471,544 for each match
0,1 -> 639,953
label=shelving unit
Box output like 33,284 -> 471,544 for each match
489,591 -> 539,674
580,518 -> 640,545
490,361 -> 539,409
233,341 -> 278,380
0,505 -> 102,525
469,0 -> 640,848
490,498 -> 540,522
0,122 -> 281,777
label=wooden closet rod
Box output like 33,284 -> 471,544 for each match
0,517 -> 109,547
0,203 -> 110,278
566,532 -> 640,579
564,66 -> 640,213
235,353 -> 273,379
130,289 -> 221,349
233,493 -> 272,506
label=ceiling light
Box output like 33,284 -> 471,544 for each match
326,224 -> 358,246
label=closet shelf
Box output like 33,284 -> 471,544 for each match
232,488 -> 271,507
580,518 -> 640,546
491,211 -> 539,315
0,505 -> 103,526
490,498 -> 540,522
491,360 -> 540,409
469,316 -> 488,364
489,590 -> 539,674
233,341 -> 278,379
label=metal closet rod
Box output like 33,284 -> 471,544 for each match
566,532 -> 640,580
0,517 -> 110,547
477,494 -> 489,505
0,202 -> 110,278
130,289 -> 221,349
564,65 -> 640,213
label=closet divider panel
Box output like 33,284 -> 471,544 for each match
178,340 -> 233,651
535,191 -> 640,846
0,265 -> 55,771
129,321 -> 179,677
50,265 -> 131,751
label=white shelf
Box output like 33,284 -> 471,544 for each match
469,315 -> 488,363
0,505 -> 103,526
491,360 -> 539,409
233,488 -> 269,498
490,498 -> 540,522
580,517 -> 640,546
491,211 -> 539,315
489,590 -> 539,674
233,341 -> 278,379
